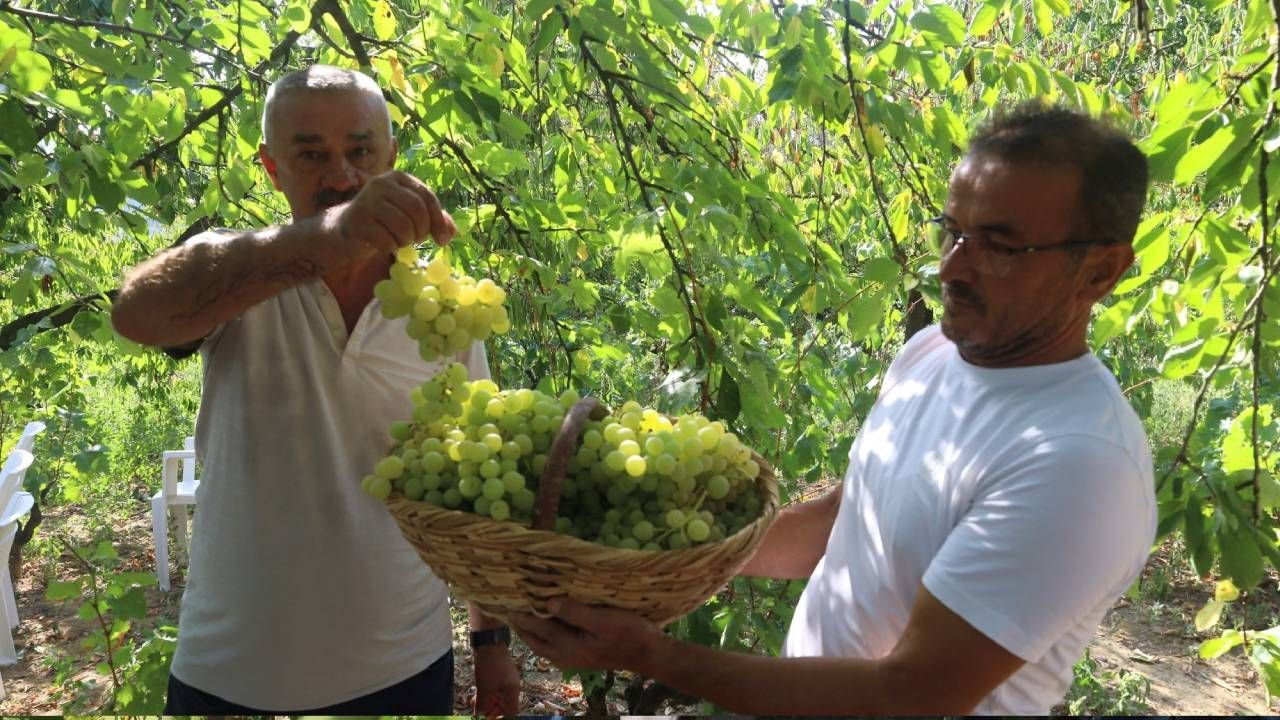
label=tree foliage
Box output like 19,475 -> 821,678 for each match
1,0 -> 1279,709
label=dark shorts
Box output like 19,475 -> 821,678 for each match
164,649 -> 454,714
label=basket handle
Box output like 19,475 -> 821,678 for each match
534,397 -> 609,531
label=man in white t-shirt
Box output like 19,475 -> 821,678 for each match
510,101 -> 1157,714
111,66 -> 520,715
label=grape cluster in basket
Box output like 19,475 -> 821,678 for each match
373,247 -> 511,362
363,366 -> 766,550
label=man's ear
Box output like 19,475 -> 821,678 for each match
388,138 -> 398,169
1081,243 -> 1135,302
259,143 -> 282,190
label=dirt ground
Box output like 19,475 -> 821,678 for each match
0,505 -> 1276,715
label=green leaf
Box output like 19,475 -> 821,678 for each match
910,5 -> 966,46
1185,495 -> 1214,577
1218,521 -> 1265,590
1199,629 -> 1244,659
716,368 -> 741,423
863,257 -> 900,285
968,0 -> 1002,38
1251,637 -> 1280,696
1159,338 -> 1204,379
1194,598 -> 1225,631
8,47 -> 53,94
526,0 -> 558,20
106,587 -> 148,621
1175,123 -> 1241,185
1031,0 -> 1053,37
371,0 -> 396,41
45,579 -> 83,602
531,12 -> 564,54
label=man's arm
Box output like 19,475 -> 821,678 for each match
737,482 -> 842,579
111,170 -> 455,348
512,586 -> 1024,715
467,603 -> 520,716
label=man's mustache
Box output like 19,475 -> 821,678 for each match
942,282 -> 985,313
315,188 -> 359,210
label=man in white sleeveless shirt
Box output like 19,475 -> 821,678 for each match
511,102 -> 1157,714
111,66 -> 520,715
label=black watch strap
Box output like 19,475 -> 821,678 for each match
469,626 -> 511,648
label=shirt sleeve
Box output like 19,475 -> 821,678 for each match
921,434 -> 1155,662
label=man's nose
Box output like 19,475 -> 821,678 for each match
937,237 -> 978,283
322,156 -> 361,192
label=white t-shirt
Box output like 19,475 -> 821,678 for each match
170,271 -> 490,710
783,325 -> 1155,714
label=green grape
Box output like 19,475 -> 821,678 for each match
424,489 -> 445,506
605,451 -> 626,472
389,421 -> 412,442
686,518 -> 710,542
482,477 -> 505,500
404,477 -> 425,501
443,488 -> 463,508
653,453 -> 676,475
624,455 -> 647,477
501,471 -> 525,493
490,499 -> 511,521
513,488 -> 536,511
665,509 -> 685,529
474,496 -> 491,516
480,459 -> 501,478
458,476 -> 482,499
374,456 -> 405,480
632,520 -> 655,542
707,474 -> 731,499
367,476 -> 392,500
422,451 -> 445,474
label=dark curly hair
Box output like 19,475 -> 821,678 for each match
967,100 -> 1149,247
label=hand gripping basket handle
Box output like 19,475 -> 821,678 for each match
534,397 -> 609,531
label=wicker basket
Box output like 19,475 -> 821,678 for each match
384,397 -> 780,625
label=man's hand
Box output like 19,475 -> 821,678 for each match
473,644 -> 520,717
323,170 -> 457,259
510,598 -> 664,675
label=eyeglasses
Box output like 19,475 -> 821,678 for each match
927,216 -> 1117,277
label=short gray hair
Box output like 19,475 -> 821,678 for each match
967,100 -> 1148,247
261,65 -> 391,148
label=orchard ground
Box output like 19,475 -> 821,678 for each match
0,501 -> 1275,715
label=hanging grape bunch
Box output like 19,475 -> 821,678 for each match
364,368 -> 767,550
373,247 -> 511,362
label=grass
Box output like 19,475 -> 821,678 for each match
1059,650 -> 1154,716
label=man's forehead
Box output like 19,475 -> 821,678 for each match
270,88 -> 389,139
947,155 -> 1079,195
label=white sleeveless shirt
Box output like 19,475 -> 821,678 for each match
171,273 -> 489,709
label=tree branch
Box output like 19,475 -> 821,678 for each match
130,27 -> 303,171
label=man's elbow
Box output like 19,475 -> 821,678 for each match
110,287 -> 167,347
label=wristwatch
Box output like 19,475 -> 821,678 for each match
469,626 -> 512,648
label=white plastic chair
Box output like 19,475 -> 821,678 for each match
151,437 -> 199,592
0,450 -> 34,665
13,421 -> 44,453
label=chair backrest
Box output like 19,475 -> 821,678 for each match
0,450 -> 34,517
183,436 -> 196,484
14,421 -> 45,453
161,437 -> 198,498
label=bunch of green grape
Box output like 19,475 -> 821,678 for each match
365,366 -> 766,551
373,247 -> 511,362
